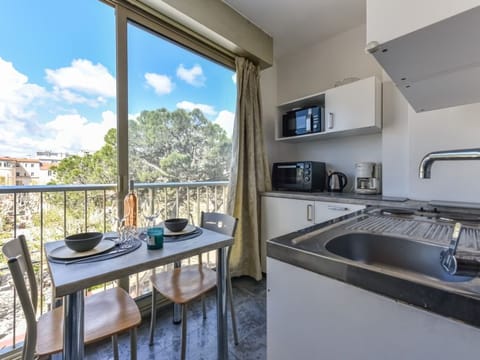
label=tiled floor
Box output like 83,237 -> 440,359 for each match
84,276 -> 266,359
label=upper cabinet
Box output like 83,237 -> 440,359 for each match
366,0 -> 480,112
275,76 -> 382,143
324,76 -> 381,135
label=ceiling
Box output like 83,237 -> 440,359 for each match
223,0 -> 366,58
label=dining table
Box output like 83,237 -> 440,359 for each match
44,227 -> 233,360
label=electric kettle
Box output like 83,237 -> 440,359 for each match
327,172 -> 347,192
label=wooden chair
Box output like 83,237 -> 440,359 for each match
149,212 -> 239,359
2,235 -> 141,360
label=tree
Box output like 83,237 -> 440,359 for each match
53,108 -> 232,184
53,128 -> 117,184
129,108 -> 231,183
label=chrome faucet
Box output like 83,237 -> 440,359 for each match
440,222 -> 462,275
418,148 -> 480,178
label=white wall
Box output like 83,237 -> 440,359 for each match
264,23 -> 480,203
408,103 -> 480,202
264,24 -> 384,189
260,64 -> 296,165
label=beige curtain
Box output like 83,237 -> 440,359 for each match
227,57 -> 272,281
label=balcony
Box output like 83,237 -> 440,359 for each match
0,181 -> 263,357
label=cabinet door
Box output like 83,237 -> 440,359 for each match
324,76 -> 381,134
314,201 -> 365,224
267,258 -> 335,360
260,196 -> 314,272
267,257 -> 480,360
366,0 -> 480,45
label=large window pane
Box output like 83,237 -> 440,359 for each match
0,0 -> 115,351
127,22 -> 236,221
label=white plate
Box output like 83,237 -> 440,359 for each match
48,239 -> 116,260
163,224 -> 197,236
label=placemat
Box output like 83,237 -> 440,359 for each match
48,238 -> 142,265
163,227 -> 203,242
163,224 -> 197,236
48,239 -> 116,260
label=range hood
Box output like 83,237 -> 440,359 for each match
366,5 -> 480,112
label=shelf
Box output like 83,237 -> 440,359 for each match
275,76 -> 381,142
275,126 -> 381,143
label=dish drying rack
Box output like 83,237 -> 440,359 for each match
346,214 -> 480,252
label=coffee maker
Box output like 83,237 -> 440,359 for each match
355,162 -> 381,194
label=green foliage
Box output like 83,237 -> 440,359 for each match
129,108 -> 231,183
53,109 -> 231,184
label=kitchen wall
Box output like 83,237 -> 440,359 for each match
262,23 -> 480,203
263,24 -> 384,191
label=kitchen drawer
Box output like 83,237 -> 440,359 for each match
314,201 -> 365,224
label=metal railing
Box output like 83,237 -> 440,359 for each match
0,181 -> 229,355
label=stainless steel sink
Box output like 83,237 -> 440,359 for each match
324,233 -> 472,282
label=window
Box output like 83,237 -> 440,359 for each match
127,22 -> 235,187
0,0 -> 116,185
31,172 -> 34,176
16,172 -> 20,176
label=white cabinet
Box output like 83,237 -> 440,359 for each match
314,201 -> 365,224
260,196 -> 365,272
267,257 -> 480,360
366,0 -> 480,45
260,197 -> 314,272
366,1 -> 480,112
275,76 -> 381,143
324,76 -> 381,135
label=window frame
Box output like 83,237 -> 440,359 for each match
109,0 -> 235,217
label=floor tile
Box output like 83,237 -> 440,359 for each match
83,276 -> 266,360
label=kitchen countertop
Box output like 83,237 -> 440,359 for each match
267,208 -> 480,329
262,191 -> 480,213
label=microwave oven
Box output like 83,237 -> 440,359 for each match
272,161 -> 326,192
282,106 -> 324,137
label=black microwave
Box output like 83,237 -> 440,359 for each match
282,105 -> 324,137
272,161 -> 326,192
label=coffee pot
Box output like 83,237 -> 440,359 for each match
354,162 -> 382,194
327,172 -> 347,192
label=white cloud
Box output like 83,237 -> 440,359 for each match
176,101 -> 217,116
145,73 -> 173,95
44,111 -> 116,153
46,59 -> 116,100
214,110 -> 235,137
0,57 -> 47,121
128,112 -> 141,121
0,57 -> 117,157
176,64 -> 206,87
232,73 -> 237,84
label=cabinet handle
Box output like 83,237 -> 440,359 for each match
327,206 -> 349,211
307,204 -> 313,221
328,112 -> 334,129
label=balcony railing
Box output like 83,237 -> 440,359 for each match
0,181 -> 229,355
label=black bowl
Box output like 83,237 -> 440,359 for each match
164,218 -> 188,232
65,232 -> 103,252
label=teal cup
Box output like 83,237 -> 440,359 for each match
147,227 -> 164,250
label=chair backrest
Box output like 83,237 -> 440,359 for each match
201,212 -> 238,238
2,235 -> 38,360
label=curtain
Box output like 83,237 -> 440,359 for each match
227,57 -> 272,281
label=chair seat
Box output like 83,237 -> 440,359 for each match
36,287 -> 141,356
151,265 -> 217,304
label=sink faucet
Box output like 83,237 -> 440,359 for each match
440,222 -> 462,275
418,148 -> 480,178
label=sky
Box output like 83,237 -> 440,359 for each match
0,0 -> 236,158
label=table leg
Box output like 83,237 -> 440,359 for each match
216,246 -> 228,360
63,291 -> 84,359
173,261 -> 182,324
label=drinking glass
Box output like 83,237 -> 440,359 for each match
144,214 -> 159,228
